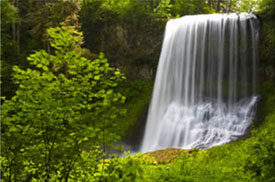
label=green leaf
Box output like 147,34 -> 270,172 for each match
94,75 -> 100,80
114,71 -> 120,75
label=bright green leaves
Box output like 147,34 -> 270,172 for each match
94,75 -> 101,80
27,50 -> 50,68
42,72 -> 56,81
47,26 -> 77,53
153,0 -> 172,19
1,25 -> 126,181
114,70 -> 121,75
69,150 -> 144,182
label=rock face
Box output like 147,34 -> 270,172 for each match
105,23 -> 163,81
258,18 -> 275,82
82,18 -> 165,81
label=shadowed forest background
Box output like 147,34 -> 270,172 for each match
1,0 -> 275,181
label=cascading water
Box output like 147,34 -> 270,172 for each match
141,13 -> 259,152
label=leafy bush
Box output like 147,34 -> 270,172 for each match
95,154 -> 143,182
1,25 -> 126,181
70,151 -> 145,182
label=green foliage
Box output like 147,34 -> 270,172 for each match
234,0 -> 259,13
1,0 -> 81,99
171,0 -> 213,17
67,149 -> 103,182
257,0 -> 275,19
0,0 -> 17,25
1,25 -> 126,181
153,0 -> 172,19
25,0 -> 80,45
69,151 -> 144,182
95,154 -> 143,182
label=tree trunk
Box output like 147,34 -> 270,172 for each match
13,0 -> 20,56
12,0 -> 16,43
149,0 -> 154,13
16,20 -> 20,55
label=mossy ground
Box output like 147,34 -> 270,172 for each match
145,148 -> 190,164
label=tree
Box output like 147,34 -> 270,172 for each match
1,25 -> 126,181
1,0 -> 17,54
1,0 -> 81,99
1,0 -> 18,99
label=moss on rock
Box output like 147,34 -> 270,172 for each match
145,148 -> 190,164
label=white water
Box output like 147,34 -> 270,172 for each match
141,13 -> 259,152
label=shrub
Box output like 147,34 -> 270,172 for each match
1,25 -> 126,181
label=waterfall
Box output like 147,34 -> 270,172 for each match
141,13 -> 259,152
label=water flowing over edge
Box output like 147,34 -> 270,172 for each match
141,13 -> 259,153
